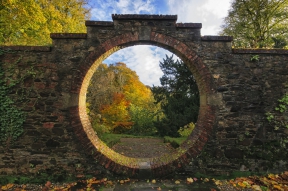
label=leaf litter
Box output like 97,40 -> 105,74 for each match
1,171 -> 288,191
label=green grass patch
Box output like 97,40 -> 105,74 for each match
164,136 -> 187,148
0,173 -> 76,185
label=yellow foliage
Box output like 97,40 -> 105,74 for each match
178,122 -> 195,137
1,0 -> 89,45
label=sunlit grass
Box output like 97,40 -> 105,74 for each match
163,136 -> 187,148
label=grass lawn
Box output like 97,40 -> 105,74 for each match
163,136 -> 187,148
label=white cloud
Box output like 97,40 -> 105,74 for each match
167,0 -> 231,35
104,45 -> 178,86
200,0 -> 231,19
90,0 -> 155,20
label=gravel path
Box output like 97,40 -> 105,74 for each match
111,137 -> 176,158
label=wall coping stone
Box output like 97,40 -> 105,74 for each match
176,23 -> 202,29
201,36 -> 233,41
232,48 -> 288,54
112,14 -> 177,20
0,46 -> 51,52
85,21 -> 114,26
50,33 -> 87,39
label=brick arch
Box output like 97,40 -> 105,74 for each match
70,31 -> 217,177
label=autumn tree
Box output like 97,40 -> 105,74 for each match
0,0 -> 90,45
100,93 -> 132,133
220,0 -> 288,48
151,55 -> 199,137
86,64 -> 117,116
87,62 -> 158,134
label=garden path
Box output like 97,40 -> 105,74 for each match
111,137 -> 176,158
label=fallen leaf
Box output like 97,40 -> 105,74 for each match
157,187 -> 161,190
273,184 -> 284,191
91,180 -> 101,184
186,177 -> 193,184
237,182 -> 246,188
204,178 -> 209,182
175,180 -> 180,184
213,180 -> 222,186
124,178 -> 130,182
45,181 -> 51,187
242,180 -> 251,188
251,185 -> 262,191
2,183 -> 14,190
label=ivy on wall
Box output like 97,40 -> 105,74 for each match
266,93 -> 288,148
0,49 -> 35,147
266,94 -> 288,129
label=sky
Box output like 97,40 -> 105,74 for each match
89,0 -> 232,86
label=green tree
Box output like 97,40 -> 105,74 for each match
128,104 -> 157,136
151,55 -> 199,137
220,0 -> 288,48
0,0 -> 90,45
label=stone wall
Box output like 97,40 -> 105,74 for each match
0,14 -> 288,179
191,47 -> 288,176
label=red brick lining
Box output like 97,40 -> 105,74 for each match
70,31 -> 217,177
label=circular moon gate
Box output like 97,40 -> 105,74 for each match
74,32 -> 217,177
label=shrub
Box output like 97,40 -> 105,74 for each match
178,122 -> 195,137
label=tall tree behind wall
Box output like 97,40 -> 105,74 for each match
151,55 -> 199,137
0,0 -> 90,45
220,0 -> 288,48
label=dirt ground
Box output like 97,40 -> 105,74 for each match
111,137 -> 176,158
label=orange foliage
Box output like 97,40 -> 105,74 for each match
88,63 -> 158,133
100,93 -> 131,131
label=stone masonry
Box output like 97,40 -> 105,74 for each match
0,14 -> 288,179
